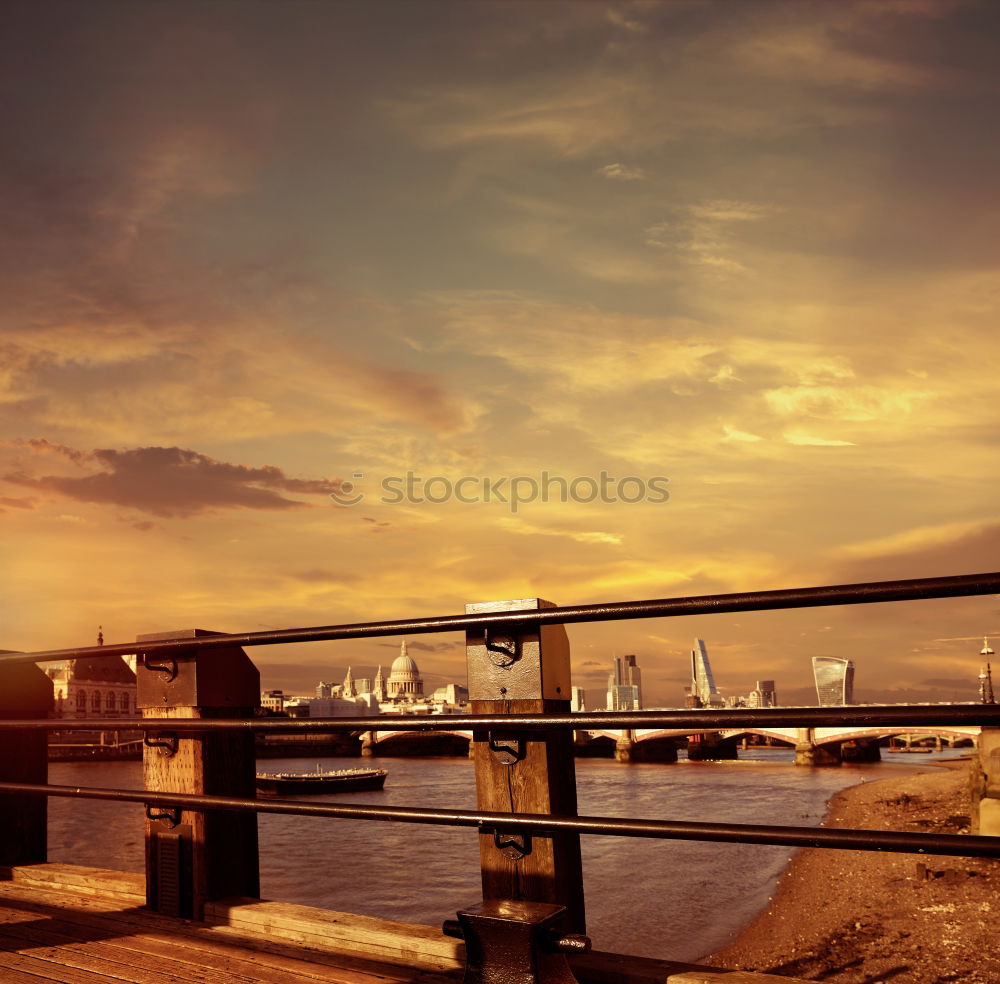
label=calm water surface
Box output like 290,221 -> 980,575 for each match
47,749 -> 961,962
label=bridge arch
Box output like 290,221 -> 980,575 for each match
367,729 -> 472,757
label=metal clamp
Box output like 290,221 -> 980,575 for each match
493,830 -> 532,860
145,805 -> 181,829
141,652 -> 178,683
144,733 -> 178,757
487,733 -> 525,765
484,628 -> 519,667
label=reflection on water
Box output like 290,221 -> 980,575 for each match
47,748 -> 963,962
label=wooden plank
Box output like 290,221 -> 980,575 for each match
0,920 -> 258,984
0,885 -> 456,984
203,898 -> 463,971
0,949 -> 131,984
1,864 -> 146,904
0,922 -> 230,984
0,911 -> 414,984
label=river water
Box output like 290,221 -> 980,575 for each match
46,749 -> 962,962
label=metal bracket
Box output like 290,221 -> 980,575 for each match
484,628 -> 519,667
141,652 -> 179,683
145,805 -> 181,829
493,830 -> 532,860
443,900 -> 587,984
144,733 -> 178,757
487,733 -> 525,766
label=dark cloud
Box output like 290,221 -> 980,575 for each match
0,495 -> 35,509
5,444 -> 338,517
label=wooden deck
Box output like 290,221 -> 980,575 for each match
0,864 -> 799,984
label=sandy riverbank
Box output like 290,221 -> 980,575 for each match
703,760 -> 999,983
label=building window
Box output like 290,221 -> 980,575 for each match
91,691 -> 101,711
120,692 -> 130,713
76,691 -> 87,713
106,691 -> 116,711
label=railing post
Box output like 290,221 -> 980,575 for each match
465,599 -> 585,933
0,656 -> 53,866
137,629 -> 260,920
973,726 -> 1000,835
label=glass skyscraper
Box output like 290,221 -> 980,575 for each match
689,639 -> 723,707
812,656 -> 855,706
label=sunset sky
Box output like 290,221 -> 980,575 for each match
3,0 -> 998,706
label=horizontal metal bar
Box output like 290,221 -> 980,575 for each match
0,780 -> 994,859
2,704 -> 998,732
4,571 -> 998,665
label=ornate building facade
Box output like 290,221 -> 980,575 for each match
47,629 -> 138,719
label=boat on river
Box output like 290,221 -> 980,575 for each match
256,767 -> 388,797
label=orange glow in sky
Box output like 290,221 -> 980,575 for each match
2,1 -> 998,706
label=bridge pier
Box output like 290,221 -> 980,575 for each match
841,739 -> 881,763
360,732 -> 376,757
687,733 -> 738,761
794,728 -> 841,767
614,734 -> 634,763
616,734 -> 678,763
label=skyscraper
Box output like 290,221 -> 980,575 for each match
607,654 -> 642,710
689,639 -> 723,707
812,656 -> 855,706
747,679 -> 777,707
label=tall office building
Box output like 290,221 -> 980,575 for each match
812,656 -> 855,706
607,654 -> 642,711
689,639 -> 723,707
747,679 -> 777,707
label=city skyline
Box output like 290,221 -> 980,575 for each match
2,1 -> 998,706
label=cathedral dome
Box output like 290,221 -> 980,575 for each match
387,641 -> 423,698
391,653 -> 419,675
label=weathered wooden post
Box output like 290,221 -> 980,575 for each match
973,727 -> 1000,835
0,655 -> 53,866
466,599 -> 585,933
137,630 -> 259,919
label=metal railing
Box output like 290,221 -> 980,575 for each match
1,569 -> 998,971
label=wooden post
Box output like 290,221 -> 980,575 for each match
137,630 -> 260,919
466,599 -> 585,933
974,726 -> 1000,835
0,656 -> 53,866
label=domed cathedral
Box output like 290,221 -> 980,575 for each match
387,640 -> 423,700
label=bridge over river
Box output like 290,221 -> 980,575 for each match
361,722 -> 981,765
